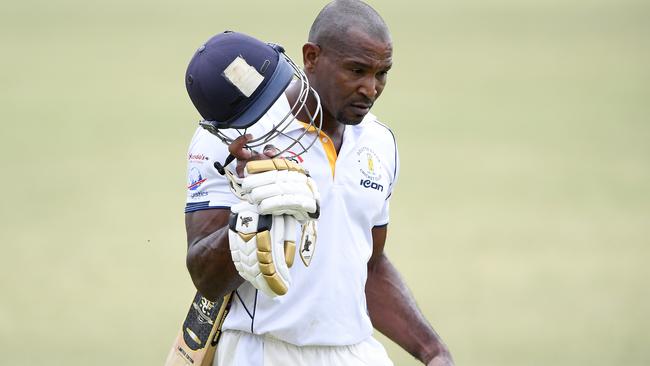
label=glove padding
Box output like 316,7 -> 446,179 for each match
241,159 -> 320,223
228,202 -> 297,297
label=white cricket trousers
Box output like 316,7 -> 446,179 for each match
214,330 -> 394,366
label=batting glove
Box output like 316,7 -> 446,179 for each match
241,159 -> 320,223
228,202 -> 297,297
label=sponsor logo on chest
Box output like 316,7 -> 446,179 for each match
356,146 -> 383,192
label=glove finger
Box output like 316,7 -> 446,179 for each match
244,158 -> 297,175
248,183 -> 283,203
242,170 -> 309,192
283,216 -> 298,268
249,182 -> 312,204
229,208 -> 263,284
306,177 -> 320,201
257,208 -> 309,223
259,195 -> 317,216
230,201 -> 256,214
256,216 -> 290,296
272,215 -> 291,282
241,170 -> 278,192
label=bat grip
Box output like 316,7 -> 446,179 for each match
214,154 -> 236,176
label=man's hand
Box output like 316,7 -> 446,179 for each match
228,134 -> 276,177
242,159 -> 320,222
227,134 -> 320,222
225,134 -> 320,297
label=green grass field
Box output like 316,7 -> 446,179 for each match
1,0 -> 648,364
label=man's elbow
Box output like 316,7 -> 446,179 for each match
186,245 -> 239,301
186,248 -> 220,300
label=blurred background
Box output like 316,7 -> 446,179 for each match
1,0 -> 648,364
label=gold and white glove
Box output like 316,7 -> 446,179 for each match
241,159 -> 320,222
223,158 -> 319,297
228,202 -> 297,297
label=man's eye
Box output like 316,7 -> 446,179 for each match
350,68 -> 363,74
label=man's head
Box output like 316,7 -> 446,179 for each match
303,0 -> 392,125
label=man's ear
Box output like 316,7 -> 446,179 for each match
302,42 -> 321,73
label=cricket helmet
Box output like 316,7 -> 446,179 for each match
185,31 -> 321,157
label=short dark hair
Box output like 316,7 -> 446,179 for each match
308,0 -> 390,50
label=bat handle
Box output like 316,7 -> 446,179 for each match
214,154 -> 236,176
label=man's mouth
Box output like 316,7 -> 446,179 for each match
350,102 -> 372,115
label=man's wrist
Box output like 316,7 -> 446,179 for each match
419,342 -> 452,365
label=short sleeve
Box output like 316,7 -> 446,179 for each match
185,128 -> 241,213
373,131 -> 400,227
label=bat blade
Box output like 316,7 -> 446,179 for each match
164,292 -> 232,366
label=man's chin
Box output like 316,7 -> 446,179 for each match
337,112 -> 366,125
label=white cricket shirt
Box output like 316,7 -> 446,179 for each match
185,95 -> 399,346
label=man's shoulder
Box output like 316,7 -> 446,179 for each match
187,127 -> 231,163
188,126 -> 229,150
354,113 -> 399,184
358,113 -> 397,147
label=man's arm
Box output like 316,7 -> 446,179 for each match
185,209 -> 244,301
366,226 -> 454,366
185,135 -> 282,301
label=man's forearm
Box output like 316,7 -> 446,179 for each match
186,226 -> 244,301
366,254 -> 452,364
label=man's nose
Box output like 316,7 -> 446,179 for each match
358,76 -> 378,99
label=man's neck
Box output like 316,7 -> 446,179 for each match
285,82 -> 345,152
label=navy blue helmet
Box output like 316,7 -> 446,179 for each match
185,31 -> 321,157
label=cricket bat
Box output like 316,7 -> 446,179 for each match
164,292 -> 233,366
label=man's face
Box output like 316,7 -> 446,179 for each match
309,28 -> 393,125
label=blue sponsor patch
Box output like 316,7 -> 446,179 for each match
360,179 -> 383,192
188,167 -> 207,191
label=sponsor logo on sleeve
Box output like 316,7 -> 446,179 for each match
188,167 -> 207,191
188,153 -> 210,163
190,191 -> 208,199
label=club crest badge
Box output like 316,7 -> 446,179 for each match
299,220 -> 317,267
356,147 -> 386,192
356,146 -> 382,182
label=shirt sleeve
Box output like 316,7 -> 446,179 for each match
373,132 -> 400,227
185,128 -> 241,213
